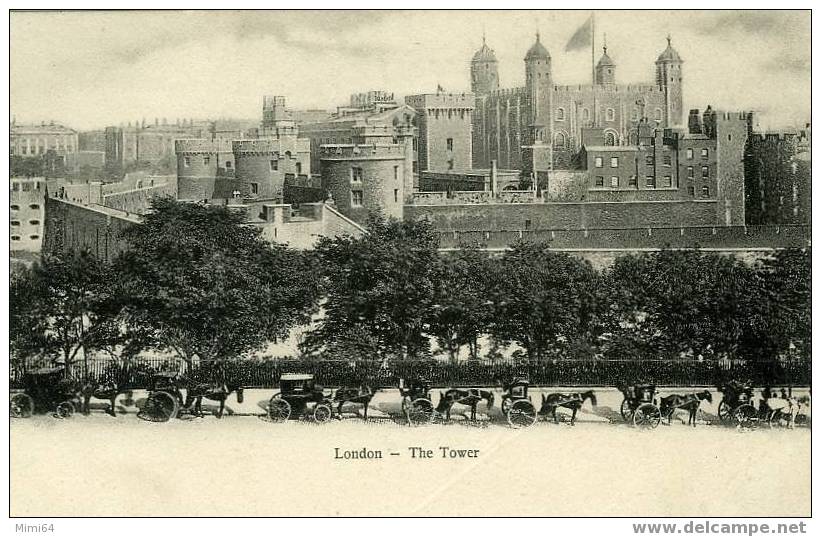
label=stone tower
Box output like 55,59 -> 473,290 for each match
655,35 -> 684,127
524,32 -> 552,144
470,35 -> 499,95
595,44 -> 616,86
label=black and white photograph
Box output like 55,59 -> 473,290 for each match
6,6 -> 813,525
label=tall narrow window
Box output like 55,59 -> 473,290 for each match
250,183 -> 259,195
606,108 -> 615,122
296,162 -> 302,175
351,167 -> 363,182
594,156 -> 603,168
595,176 -> 604,187
701,166 -> 709,178
394,189 -> 399,203
701,148 -> 709,159
701,186 -> 710,198
446,138 -> 453,151
556,108 -> 565,121
610,157 -> 619,168
610,176 -> 619,188
646,176 -> 656,188
687,166 -> 694,178
270,159 -> 278,171
351,190 -> 364,206
183,156 -> 191,168
686,148 -> 694,160
394,166 -> 399,181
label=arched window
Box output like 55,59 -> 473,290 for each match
553,132 -> 566,148
654,108 -> 663,121
604,131 -> 618,146
606,108 -> 615,122
556,107 -> 565,121
582,108 -> 590,122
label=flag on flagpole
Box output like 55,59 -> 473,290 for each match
565,15 -> 593,52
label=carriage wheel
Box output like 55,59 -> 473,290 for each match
500,397 -> 512,414
732,404 -> 757,428
406,398 -> 434,426
620,398 -> 633,422
10,393 -> 34,418
139,391 -> 179,422
507,400 -> 537,428
717,401 -> 732,422
632,403 -> 661,429
268,396 -> 291,422
313,403 -> 333,423
55,401 -> 75,419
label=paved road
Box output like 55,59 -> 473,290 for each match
11,402 -> 810,517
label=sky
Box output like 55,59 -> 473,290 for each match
9,10 -> 811,131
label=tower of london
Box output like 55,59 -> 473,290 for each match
471,34 -> 684,171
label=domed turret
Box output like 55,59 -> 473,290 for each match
655,35 -> 684,127
656,35 -> 683,64
471,34 -> 499,95
472,35 -> 498,63
524,32 -> 551,61
595,43 -> 616,86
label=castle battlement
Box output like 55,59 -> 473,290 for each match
487,87 -> 527,98
405,92 -> 475,110
175,138 -> 233,154
319,143 -> 405,159
232,139 -> 283,154
553,84 -> 660,93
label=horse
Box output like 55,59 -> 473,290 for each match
762,393 -> 801,429
80,380 -> 127,416
659,391 -> 712,427
539,390 -> 598,425
333,385 -> 376,420
183,382 -> 244,419
435,388 -> 494,421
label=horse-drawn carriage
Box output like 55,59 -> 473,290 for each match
10,366 -> 80,419
398,377 -> 435,425
619,384 -> 662,429
138,371 -> 185,422
268,373 -> 335,422
500,377 -> 538,428
716,381 -> 758,427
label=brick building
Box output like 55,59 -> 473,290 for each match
405,91 -> 475,173
320,125 -> 414,224
10,177 -> 46,253
744,126 -> 811,225
471,35 -> 682,172
299,92 -> 418,173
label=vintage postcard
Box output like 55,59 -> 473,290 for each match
7,7 -> 811,524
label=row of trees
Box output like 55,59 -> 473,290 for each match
307,214 -> 810,364
10,198 -> 811,376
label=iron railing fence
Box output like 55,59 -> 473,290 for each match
9,357 -> 810,390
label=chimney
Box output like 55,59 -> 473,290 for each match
688,109 -> 702,135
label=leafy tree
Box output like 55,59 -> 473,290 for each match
602,249 -> 758,360
304,213 -> 440,360
10,155 -> 44,177
9,251 -> 122,376
489,241 -> 598,362
428,246 -> 496,361
747,248 -> 811,362
115,197 -> 320,367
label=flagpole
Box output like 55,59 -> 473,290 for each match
591,12 -> 596,85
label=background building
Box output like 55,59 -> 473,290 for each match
471,35 -> 681,171
11,122 -> 79,172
